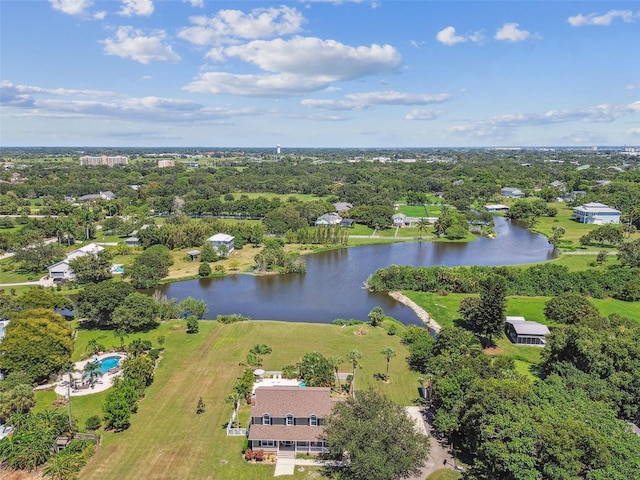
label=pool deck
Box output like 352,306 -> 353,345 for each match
54,352 -> 126,397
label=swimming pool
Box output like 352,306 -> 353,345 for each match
98,356 -> 122,374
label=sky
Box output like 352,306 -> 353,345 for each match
1,0 -> 639,148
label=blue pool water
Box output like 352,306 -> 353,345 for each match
98,356 -> 121,374
113,266 -> 124,273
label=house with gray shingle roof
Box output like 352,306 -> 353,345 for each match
248,386 -> 339,456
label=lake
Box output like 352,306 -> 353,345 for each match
153,217 -> 556,326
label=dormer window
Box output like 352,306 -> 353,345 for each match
262,414 -> 271,425
286,414 -> 294,426
310,414 -> 318,426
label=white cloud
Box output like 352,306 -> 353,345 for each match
626,82 -> 640,90
495,23 -> 537,42
405,109 -> 446,121
1,81 -> 258,123
625,127 -> 640,135
568,9 -> 638,27
346,91 -> 450,105
179,6 -> 305,46
119,0 -> 154,17
49,0 -> 92,16
184,72 -> 331,97
436,26 -> 483,46
302,91 -> 450,111
224,37 -> 400,79
448,101 -> 640,138
183,0 -> 204,7
93,10 -> 106,19
102,27 -> 180,64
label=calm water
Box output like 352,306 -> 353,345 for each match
153,218 -> 555,326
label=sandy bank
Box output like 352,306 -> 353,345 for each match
389,291 -> 442,333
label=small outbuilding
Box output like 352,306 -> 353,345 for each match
186,250 -> 201,261
124,237 -> 140,247
505,316 -> 550,347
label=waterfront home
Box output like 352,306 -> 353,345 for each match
207,233 -> 234,256
484,204 -> 510,212
573,202 -> 621,225
392,213 -> 424,227
315,212 -> 343,226
48,243 -> 105,281
248,386 -> 336,456
505,316 -> 550,347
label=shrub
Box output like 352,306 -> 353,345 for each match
198,263 -> 212,277
148,348 -> 160,361
85,415 -> 101,431
186,315 -> 199,334
216,314 -> 251,324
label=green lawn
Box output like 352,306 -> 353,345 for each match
66,320 -> 421,480
426,469 -> 463,480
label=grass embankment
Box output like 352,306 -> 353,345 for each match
402,291 -> 640,379
50,320 -> 421,480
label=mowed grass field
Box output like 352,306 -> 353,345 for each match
78,320 -> 420,480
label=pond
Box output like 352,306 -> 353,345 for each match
152,217 -> 556,326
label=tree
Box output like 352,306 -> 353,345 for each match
200,242 -> 218,263
380,347 -> 396,382
186,315 -> 199,334
618,239 -> 640,268
113,328 -> 129,351
69,250 -> 113,283
14,242 -> 65,273
248,343 -> 272,367
328,356 -> 343,391
111,292 -> 160,332
198,262 -> 211,277
0,309 -> 73,383
0,384 -> 36,422
544,293 -> 600,324
83,361 -> 103,387
103,389 -> 131,431
323,389 -> 430,480
85,337 -> 106,355
415,218 -> 428,240
367,306 -> 385,327
178,296 -> 209,319
77,281 -> 135,327
226,392 -> 244,428
347,350 -> 362,397
126,244 -> 173,288
196,397 -> 206,414
459,275 -> 507,345
296,351 -> 334,387
122,355 -> 155,389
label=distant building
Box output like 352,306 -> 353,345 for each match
333,202 -> 353,213
573,202 -> 621,225
77,191 -> 116,202
207,233 -> 234,256
315,213 -> 342,226
501,187 -> 524,198
158,159 -> 175,168
485,204 -> 510,212
505,317 -> 550,347
0,319 -> 8,341
80,155 -> 128,167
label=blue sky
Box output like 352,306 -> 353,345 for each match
1,0 -> 639,147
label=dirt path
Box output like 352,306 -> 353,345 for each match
406,407 -> 456,479
389,291 -> 442,333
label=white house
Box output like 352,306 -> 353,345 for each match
505,316 -> 550,347
47,243 -> 105,281
573,202 -> 621,225
207,233 -> 234,256
315,212 -> 342,226
0,319 -> 9,341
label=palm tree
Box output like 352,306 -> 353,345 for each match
248,344 -> 272,367
416,219 -> 428,240
113,328 -> 129,351
83,361 -> 103,387
85,337 -> 105,356
380,347 -> 396,382
347,350 -> 362,398
43,454 -> 78,480
225,392 -> 245,428
328,356 -> 343,392
418,374 -> 433,403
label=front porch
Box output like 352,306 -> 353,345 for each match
252,439 -> 328,456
